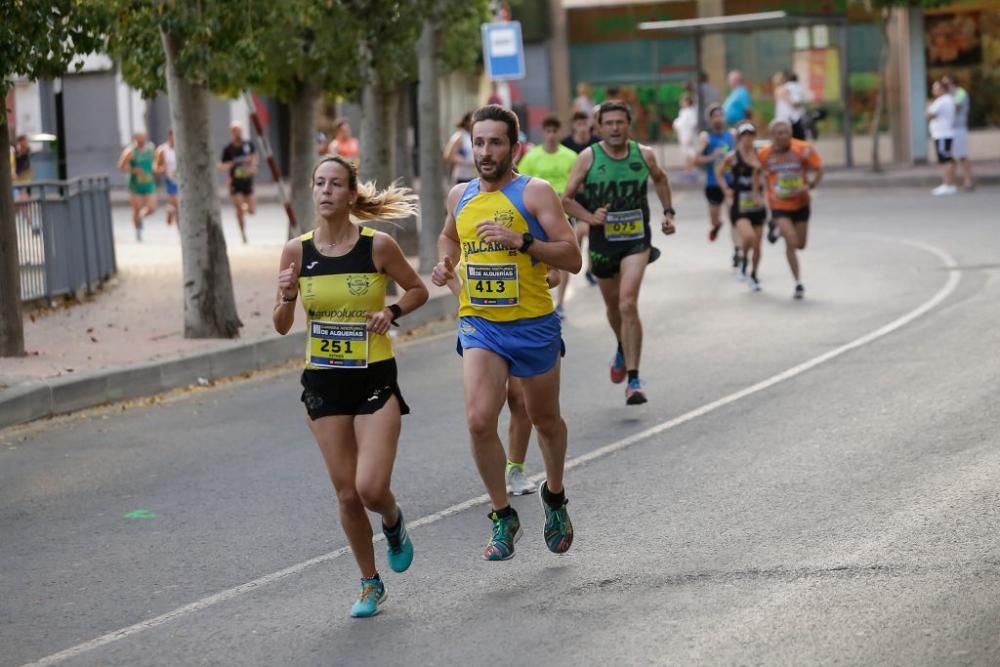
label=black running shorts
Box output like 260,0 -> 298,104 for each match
300,359 -> 410,419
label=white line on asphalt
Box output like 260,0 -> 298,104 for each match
22,238 -> 959,667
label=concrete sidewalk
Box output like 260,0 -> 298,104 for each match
0,226 -> 457,430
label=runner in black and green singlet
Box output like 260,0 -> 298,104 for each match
562,100 -> 677,406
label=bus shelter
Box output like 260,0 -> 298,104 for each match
639,11 -> 854,166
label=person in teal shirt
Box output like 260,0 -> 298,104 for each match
117,131 -> 157,242
723,70 -> 753,126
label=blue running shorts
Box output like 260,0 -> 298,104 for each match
456,313 -> 565,378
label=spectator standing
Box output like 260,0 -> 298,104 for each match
942,74 -> 974,190
443,112 -> 476,185
723,70 -> 753,127
927,80 -> 957,196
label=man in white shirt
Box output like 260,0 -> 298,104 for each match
942,74 -> 974,190
926,80 -> 957,196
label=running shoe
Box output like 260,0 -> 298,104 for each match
538,483 -> 574,554
708,223 -> 721,242
383,507 -> 413,573
350,576 -> 386,618
794,283 -> 805,300
610,349 -> 627,384
931,184 -> 958,196
625,377 -> 647,405
506,462 -> 537,496
767,220 -> 779,244
748,276 -> 762,292
483,509 -> 521,561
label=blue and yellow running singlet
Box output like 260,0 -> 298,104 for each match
454,175 -> 553,322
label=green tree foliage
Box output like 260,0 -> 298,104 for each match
103,1 -> 263,99
435,0 -> 493,74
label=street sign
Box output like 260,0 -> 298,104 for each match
482,21 -> 526,81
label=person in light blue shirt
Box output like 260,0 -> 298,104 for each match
723,70 -> 752,126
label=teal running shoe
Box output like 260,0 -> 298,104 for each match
539,483 -> 574,554
483,509 -> 521,561
350,576 -> 386,618
383,507 -> 413,573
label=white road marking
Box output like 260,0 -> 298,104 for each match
21,238 -> 959,667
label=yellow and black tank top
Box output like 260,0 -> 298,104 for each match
455,175 -> 553,322
297,227 -> 391,369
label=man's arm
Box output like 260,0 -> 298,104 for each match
692,132 -> 716,166
431,184 -> 465,287
478,178 -> 580,273
716,152 -> 735,197
806,149 -> 824,190
218,147 -> 232,173
560,148 -> 606,225
117,147 -> 133,173
640,145 -> 675,235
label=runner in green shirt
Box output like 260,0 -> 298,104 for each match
117,131 -> 157,242
516,114 -> 579,316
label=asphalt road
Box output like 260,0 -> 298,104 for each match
4,188 -> 1000,666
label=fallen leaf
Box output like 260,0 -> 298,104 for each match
90,336 -> 98,343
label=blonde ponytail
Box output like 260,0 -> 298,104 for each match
352,179 -> 418,221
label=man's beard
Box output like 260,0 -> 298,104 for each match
476,152 -> 513,182
604,134 -> 626,149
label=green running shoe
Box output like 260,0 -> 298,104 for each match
350,576 -> 386,618
383,507 -> 413,573
483,509 -> 521,561
539,483 -> 574,554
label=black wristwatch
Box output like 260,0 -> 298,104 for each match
663,207 -> 676,216
519,232 -> 534,253
387,303 -> 402,327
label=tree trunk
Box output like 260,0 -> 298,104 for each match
359,40 -> 393,188
417,20 -> 445,274
161,29 -> 242,338
870,11 -> 890,173
393,84 -> 413,185
0,118 -> 25,356
289,81 -> 320,234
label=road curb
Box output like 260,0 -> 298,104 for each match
0,293 -> 457,431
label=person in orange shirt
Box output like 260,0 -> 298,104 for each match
758,119 -> 823,300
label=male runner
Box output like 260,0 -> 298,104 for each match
562,100 -> 676,405
432,104 -> 581,561
693,104 -> 737,267
517,114 -> 579,317
759,119 -> 823,299
117,131 -> 157,242
154,129 -> 178,227
219,120 -> 257,243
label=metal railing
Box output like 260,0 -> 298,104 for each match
15,175 -> 116,303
